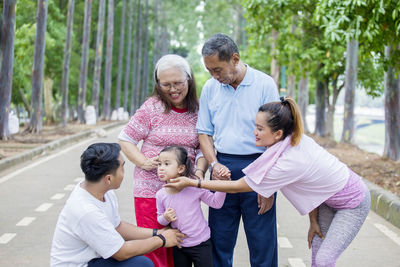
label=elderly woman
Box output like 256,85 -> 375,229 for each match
118,54 -> 207,267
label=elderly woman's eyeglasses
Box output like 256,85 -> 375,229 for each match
159,79 -> 187,90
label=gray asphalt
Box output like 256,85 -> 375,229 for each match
0,125 -> 399,266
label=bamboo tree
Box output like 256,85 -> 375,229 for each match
92,0 -> 106,118
60,0 -> 75,127
0,0 -> 17,139
77,0 -> 92,123
29,0 -> 49,133
102,0 -> 114,120
114,0 -> 126,110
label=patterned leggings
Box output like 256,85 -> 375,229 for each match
311,190 -> 371,267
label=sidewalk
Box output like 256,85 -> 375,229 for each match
1,121 -> 399,230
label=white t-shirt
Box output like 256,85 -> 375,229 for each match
50,182 -> 125,267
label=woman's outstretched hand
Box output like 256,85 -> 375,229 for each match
163,176 -> 192,190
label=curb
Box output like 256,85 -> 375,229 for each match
0,121 -> 126,172
364,179 -> 400,229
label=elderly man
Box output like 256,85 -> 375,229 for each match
197,33 -> 279,267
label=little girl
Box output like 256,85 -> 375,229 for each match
156,145 -> 225,267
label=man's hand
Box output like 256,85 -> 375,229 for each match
163,208 -> 177,222
140,156 -> 159,171
257,194 -> 274,215
212,163 -> 231,180
308,221 -> 324,249
162,229 -> 186,248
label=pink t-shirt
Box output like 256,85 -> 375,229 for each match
156,187 -> 226,247
119,97 -> 200,198
244,135 -> 349,215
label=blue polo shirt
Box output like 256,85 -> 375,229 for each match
196,65 -> 279,155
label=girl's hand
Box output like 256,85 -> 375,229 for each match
140,156 -> 159,171
307,221 -> 324,249
164,208 -> 177,222
164,176 -> 192,190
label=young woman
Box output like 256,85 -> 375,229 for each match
165,97 -> 371,267
156,146 -> 225,267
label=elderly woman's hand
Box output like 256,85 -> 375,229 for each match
140,156 -> 159,171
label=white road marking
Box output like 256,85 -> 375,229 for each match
0,137 -> 97,184
374,223 -> 400,246
64,184 -> 75,191
278,236 -> 293,248
35,203 -> 53,212
288,258 -> 307,267
51,193 -> 65,200
0,233 -> 16,244
16,217 -> 36,226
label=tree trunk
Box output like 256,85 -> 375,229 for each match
115,0 -> 126,110
44,77 -> 54,124
159,3 -> 169,56
102,0 -> 114,120
123,0 -> 134,112
0,0 -> 16,140
60,0 -> 75,127
91,0 -> 105,118
29,0 -> 49,133
131,0 -> 142,115
325,75 -> 344,139
383,45 -> 400,161
270,30 -> 280,89
297,75 -> 309,133
141,0 -> 149,104
287,74 -> 296,98
152,0 -> 160,68
341,39 -> 359,143
18,88 -> 32,116
315,75 -> 327,137
77,0 -> 92,123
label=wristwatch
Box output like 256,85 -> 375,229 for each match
210,160 -> 218,170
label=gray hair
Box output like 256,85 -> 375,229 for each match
202,33 -> 239,62
155,54 -> 192,80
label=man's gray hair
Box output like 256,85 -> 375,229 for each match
155,54 -> 192,79
202,33 -> 239,62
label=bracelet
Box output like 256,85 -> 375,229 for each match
197,179 -> 202,188
152,228 -> 158,236
156,234 -> 166,247
210,160 -> 218,169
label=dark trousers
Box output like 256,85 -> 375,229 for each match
172,239 -> 213,267
88,255 -> 154,267
209,152 -> 278,267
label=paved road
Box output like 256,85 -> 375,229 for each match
1,126 -> 399,266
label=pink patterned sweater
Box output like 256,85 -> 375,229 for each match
118,97 -> 200,198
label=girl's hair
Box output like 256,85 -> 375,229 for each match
160,145 -> 193,177
152,54 -> 199,114
258,97 -> 304,146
